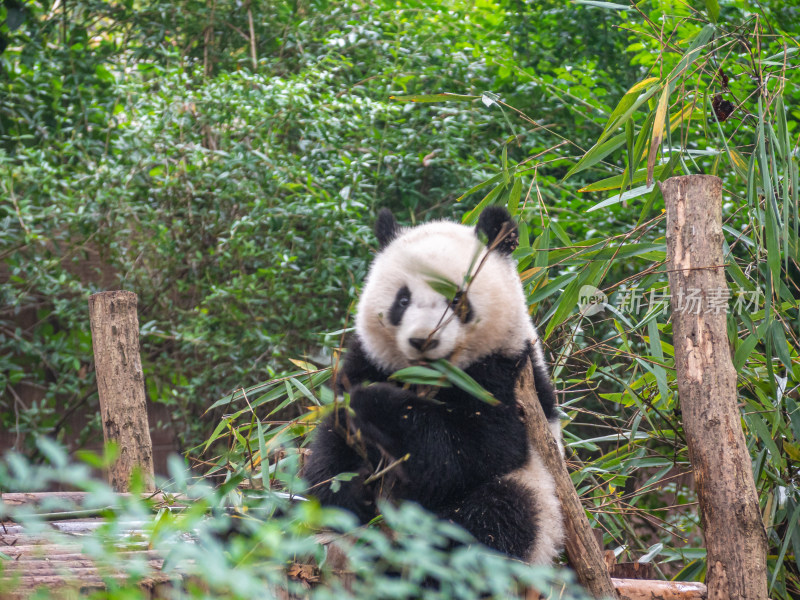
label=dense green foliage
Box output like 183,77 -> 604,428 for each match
2,0 -> 800,597
3,0 -> 617,446
0,441 -> 590,599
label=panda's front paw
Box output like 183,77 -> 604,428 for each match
349,382 -> 415,446
350,382 -> 414,418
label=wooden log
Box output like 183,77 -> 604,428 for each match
88,291 -> 155,492
613,578 -> 706,599
0,518 -> 148,535
2,550 -> 162,563
1,558 -> 164,575
516,362 -> 617,599
662,175 -> 768,600
0,571 -> 173,600
1,491 -> 187,508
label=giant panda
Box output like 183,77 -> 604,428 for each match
304,206 -> 564,564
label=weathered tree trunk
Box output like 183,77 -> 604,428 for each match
88,291 -> 155,492
517,364 -> 618,599
662,175 -> 768,600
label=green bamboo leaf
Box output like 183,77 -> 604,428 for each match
745,412 -> 785,471
544,260 -> 605,339
622,120 -> 634,195
549,220 -> 572,246
597,78 -> 660,146
787,398 -> 800,451
528,238 -> 605,263
390,366 -> 451,387
639,543 -> 664,564
517,220 -> 532,270
775,96 -> 789,160
588,184 -> 655,212
203,417 -> 231,452
792,499 -> 800,578
763,47 -> 799,65
291,377 -> 320,405
647,86 -> 670,186
563,132 -> 627,181
670,24 -> 716,80
733,334 -> 758,370
704,0 -> 720,23
256,419 -> 269,485
463,181 -> 507,225
534,226 -> 551,269
770,501 -> 800,592
579,163 -> 668,193
573,0 -> 631,9
637,153 -> 680,226
769,321 -> 793,373
502,145 -> 509,185
529,272 -> 577,304
456,172 -> 505,203
425,275 -> 460,301
646,320 -> 669,404
507,177 -> 523,216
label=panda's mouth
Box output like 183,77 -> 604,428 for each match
405,349 -> 455,366
403,344 -> 456,367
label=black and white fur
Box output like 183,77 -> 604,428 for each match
304,207 -> 564,563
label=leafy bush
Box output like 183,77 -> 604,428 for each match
0,441 -> 591,600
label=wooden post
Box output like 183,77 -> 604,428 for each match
662,175 -> 768,600
88,291 -> 155,492
517,365 -> 617,599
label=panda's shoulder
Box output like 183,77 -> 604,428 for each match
337,335 -> 391,389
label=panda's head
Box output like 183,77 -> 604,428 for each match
355,207 -> 536,372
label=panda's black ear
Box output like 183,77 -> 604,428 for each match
476,206 -> 518,255
375,208 -> 399,249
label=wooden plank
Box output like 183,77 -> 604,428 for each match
3,550 -> 162,564
614,578 -> 706,599
2,558 -> 165,575
1,492 -> 186,508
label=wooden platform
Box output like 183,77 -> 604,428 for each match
0,493 -> 173,599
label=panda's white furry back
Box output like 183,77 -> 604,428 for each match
304,206 -> 564,563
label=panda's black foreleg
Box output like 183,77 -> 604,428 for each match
303,409 -> 382,523
436,478 -> 537,561
529,342 -> 558,421
347,381 -> 530,506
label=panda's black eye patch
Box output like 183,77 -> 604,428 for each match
389,286 -> 411,326
450,290 -> 473,324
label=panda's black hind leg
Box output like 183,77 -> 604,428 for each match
437,478 -> 537,560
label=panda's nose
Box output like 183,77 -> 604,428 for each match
409,337 -> 439,352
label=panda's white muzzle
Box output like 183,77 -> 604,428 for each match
398,306 -> 460,362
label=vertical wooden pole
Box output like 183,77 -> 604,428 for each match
663,175 -> 768,600
517,364 -> 618,599
88,291 -> 155,492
